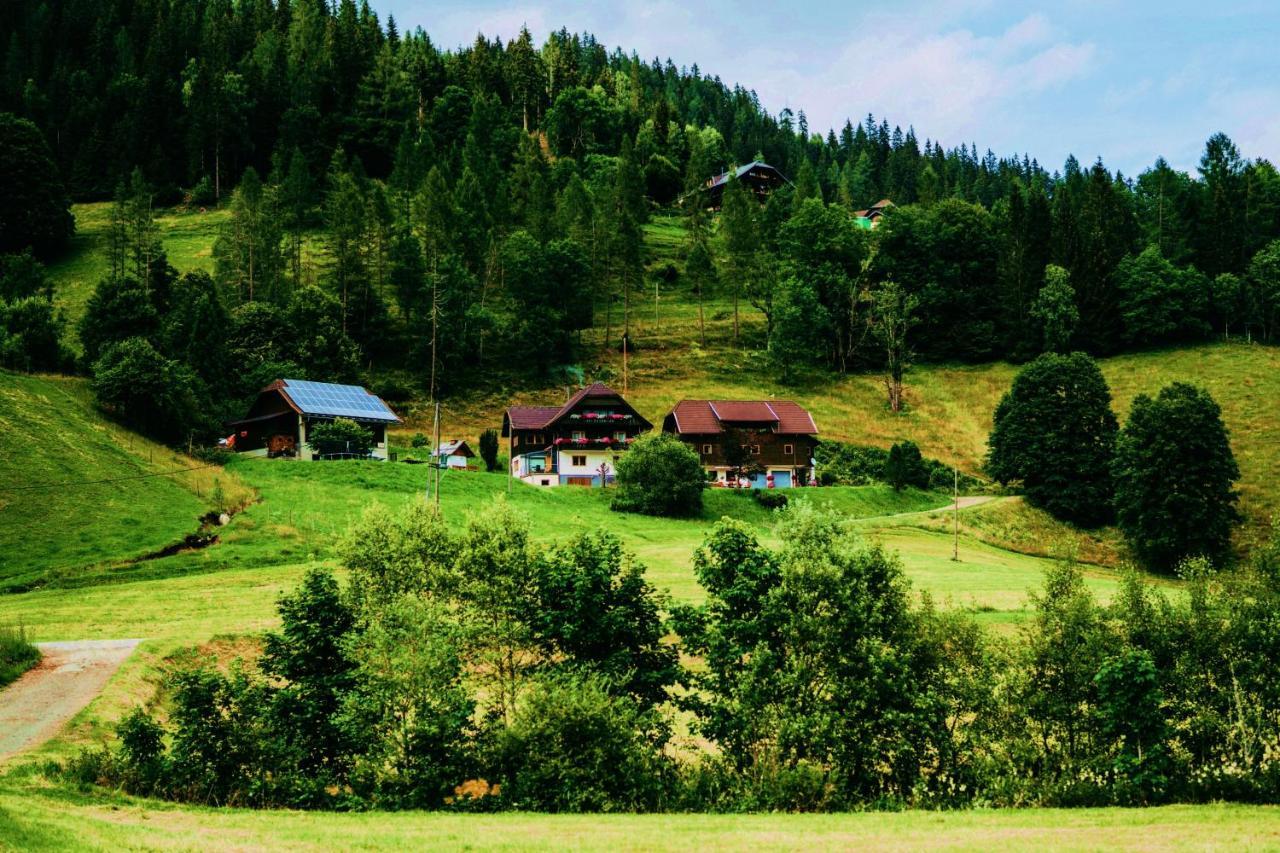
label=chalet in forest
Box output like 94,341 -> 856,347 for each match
502,383 -> 652,486
434,440 -> 476,469
663,399 -> 819,487
854,198 -> 894,229
227,379 -> 400,460
683,161 -> 792,209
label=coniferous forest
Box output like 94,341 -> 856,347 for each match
3,0 -> 1280,425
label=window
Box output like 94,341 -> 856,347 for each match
783,443 -> 794,455
572,455 -> 587,467
613,431 -> 627,442
540,479 -> 550,486
572,430 -> 586,441
751,445 -> 761,455
702,443 -> 713,455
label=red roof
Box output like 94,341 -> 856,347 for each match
665,400 -> 818,436
505,406 -> 561,430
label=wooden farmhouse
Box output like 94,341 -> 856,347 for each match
502,383 -> 652,487
434,440 -> 476,469
853,198 -> 894,229
683,160 -> 792,209
663,400 -> 819,487
227,379 -> 400,460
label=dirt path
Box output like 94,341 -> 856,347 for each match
0,639 -> 140,761
854,494 -> 1002,524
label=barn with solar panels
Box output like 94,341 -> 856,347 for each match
227,379 -> 401,460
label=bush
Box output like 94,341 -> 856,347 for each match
752,489 -> 788,509
612,433 -> 705,518
307,417 -> 374,459
494,674 -> 669,812
0,625 -> 39,687
883,440 -> 929,491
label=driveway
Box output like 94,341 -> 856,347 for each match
0,639 -> 140,761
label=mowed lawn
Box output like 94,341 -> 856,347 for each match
1,781 -> 1277,852
0,372 -> 251,592
0,454 -> 1138,644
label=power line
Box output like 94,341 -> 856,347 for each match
0,463 -> 223,493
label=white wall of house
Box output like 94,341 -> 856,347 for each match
557,449 -> 622,480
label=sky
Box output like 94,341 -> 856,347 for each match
378,0 -> 1280,177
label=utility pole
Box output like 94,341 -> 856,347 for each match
507,430 -> 513,494
951,466 -> 960,562
622,333 -> 629,395
432,399 -> 441,508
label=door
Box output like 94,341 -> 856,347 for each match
772,470 -> 792,488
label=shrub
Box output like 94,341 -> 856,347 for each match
494,674 -> 669,812
307,417 -> 374,459
752,489 -> 788,509
883,440 -> 929,491
0,625 -> 39,687
612,433 -> 705,518
0,112 -> 74,257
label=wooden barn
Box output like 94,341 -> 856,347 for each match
501,383 -> 651,487
662,399 -> 819,487
226,379 -> 400,460
682,161 -> 792,209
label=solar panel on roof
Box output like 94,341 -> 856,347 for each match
282,379 -> 398,422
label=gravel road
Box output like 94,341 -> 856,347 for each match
0,639 -> 140,761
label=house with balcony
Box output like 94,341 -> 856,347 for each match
662,399 -> 819,487
501,383 -> 652,486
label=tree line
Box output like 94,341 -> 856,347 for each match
66,498 -> 1280,811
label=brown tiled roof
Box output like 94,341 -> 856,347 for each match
503,383 -> 652,432
505,406 -> 561,430
666,400 -> 818,436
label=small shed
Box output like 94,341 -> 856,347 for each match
226,379 -> 400,460
434,439 -> 476,469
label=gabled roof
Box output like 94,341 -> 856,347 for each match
266,379 -> 400,423
665,399 -> 818,436
503,383 -> 652,434
706,160 -> 791,190
436,440 -> 475,457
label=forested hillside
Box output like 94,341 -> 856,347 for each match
2,0 -> 1280,402
2,0 -> 1279,436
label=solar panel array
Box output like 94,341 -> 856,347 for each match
283,379 -> 399,422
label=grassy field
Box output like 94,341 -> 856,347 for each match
1,779 -> 1277,851
0,371 -> 252,592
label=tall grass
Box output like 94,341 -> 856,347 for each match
0,625 -> 40,687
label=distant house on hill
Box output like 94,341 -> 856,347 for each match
681,161 -> 792,210
853,198 -> 894,229
501,383 -> 652,487
226,379 -> 399,460
434,439 -> 475,469
662,399 -> 819,488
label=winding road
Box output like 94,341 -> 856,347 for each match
0,639 -> 140,761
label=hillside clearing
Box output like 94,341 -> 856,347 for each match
0,372 -> 252,592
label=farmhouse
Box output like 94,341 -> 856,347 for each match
434,439 -> 475,469
227,379 -> 400,460
501,383 -> 652,486
663,399 -> 819,487
854,198 -> 894,229
682,160 -> 792,209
